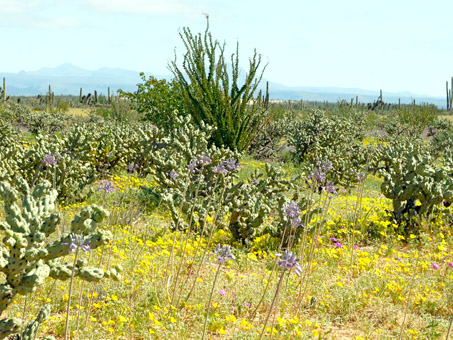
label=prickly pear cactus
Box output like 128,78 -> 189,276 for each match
0,179 -> 114,339
377,140 -> 453,231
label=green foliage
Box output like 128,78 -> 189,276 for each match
148,115 -> 297,244
289,110 -> 369,186
169,19 -> 269,152
377,139 -> 453,234
0,122 -> 22,183
428,118 -> 453,157
0,179 -> 115,339
395,105 -> 437,134
119,74 -> 185,130
248,111 -> 295,160
224,164 -> 295,244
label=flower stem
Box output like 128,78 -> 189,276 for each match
64,247 -> 80,340
201,262 -> 222,340
446,316 -> 452,340
259,271 -> 285,340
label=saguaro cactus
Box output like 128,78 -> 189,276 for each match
1,78 -> 5,103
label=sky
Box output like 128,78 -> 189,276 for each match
1,0 -> 452,97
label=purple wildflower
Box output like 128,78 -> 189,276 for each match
353,245 -> 358,250
212,164 -> 228,175
223,158 -> 240,171
334,242 -> 343,248
187,158 -> 198,173
218,289 -> 226,296
291,216 -> 302,228
244,301 -> 251,308
43,153 -> 58,165
357,172 -> 366,181
197,152 -> 212,166
62,234 -> 91,253
321,161 -> 333,170
285,200 -> 300,219
167,170 -> 179,180
210,244 -> 235,263
276,250 -> 302,276
432,263 -> 439,270
330,237 -> 337,243
97,180 -> 116,193
447,262 -> 453,268
308,167 -> 326,183
324,181 -> 337,195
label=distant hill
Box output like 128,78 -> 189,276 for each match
0,63 -> 447,108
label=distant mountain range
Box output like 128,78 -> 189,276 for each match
0,63 -> 447,108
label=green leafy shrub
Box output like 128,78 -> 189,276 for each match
119,74 -> 185,130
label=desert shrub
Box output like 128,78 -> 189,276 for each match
428,118 -> 453,156
119,74 -> 185,130
248,111 -> 296,160
169,19 -> 270,152
289,110 -> 369,187
0,103 -> 77,134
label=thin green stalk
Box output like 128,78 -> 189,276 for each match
350,178 -> 365,275
446,317 -> 452,340
251,220 -> 289,319
259,271 -> 285,340
75,252 -> 91,336
171,170 -> 205,306
296,193 -> 331,308
19,295 -> 28,336
399,258 -> 419,340
201,262 -> 222,340
64,247 -> 80,340
184,178 -> 229,304
165,173 -> 192,284
175,177 -> 219,306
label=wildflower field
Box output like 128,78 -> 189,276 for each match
1,21 -> 453,340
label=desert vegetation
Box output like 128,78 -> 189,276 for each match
0,20 -> 452,340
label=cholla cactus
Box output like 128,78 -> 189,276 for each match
0,123 -> 22,184
225,164 -> 296,244
289,110 -> 369,187
377,140 -> 453,231
0,179 -> 117,339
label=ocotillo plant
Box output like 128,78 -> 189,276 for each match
169,17 -> 270,152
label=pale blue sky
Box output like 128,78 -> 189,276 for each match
1,0 -> 452,96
